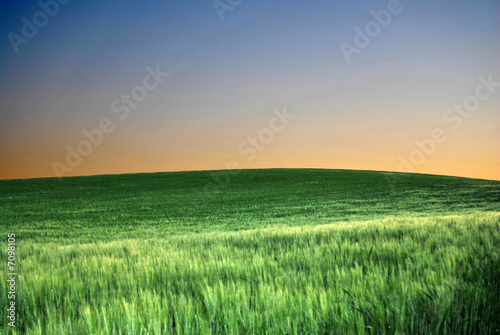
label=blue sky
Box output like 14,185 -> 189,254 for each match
0,0 -> 499,179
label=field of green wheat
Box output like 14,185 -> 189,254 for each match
1,169 -> 499,334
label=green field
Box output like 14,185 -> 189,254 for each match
1,169 -> 499,334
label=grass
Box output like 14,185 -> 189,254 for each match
0,169 -> 499,334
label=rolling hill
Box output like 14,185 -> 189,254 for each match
0,169 -> 499,334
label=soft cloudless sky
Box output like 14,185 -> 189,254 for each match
0,0 -> 499,180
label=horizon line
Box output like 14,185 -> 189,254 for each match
1,167 -> 499,183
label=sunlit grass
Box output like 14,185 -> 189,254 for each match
0,214 -> 498,334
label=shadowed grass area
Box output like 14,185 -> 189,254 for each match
0,169 -> 499,334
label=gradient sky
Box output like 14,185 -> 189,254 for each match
1,0 -> 499,180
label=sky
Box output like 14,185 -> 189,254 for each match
0,0 -> 499,180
